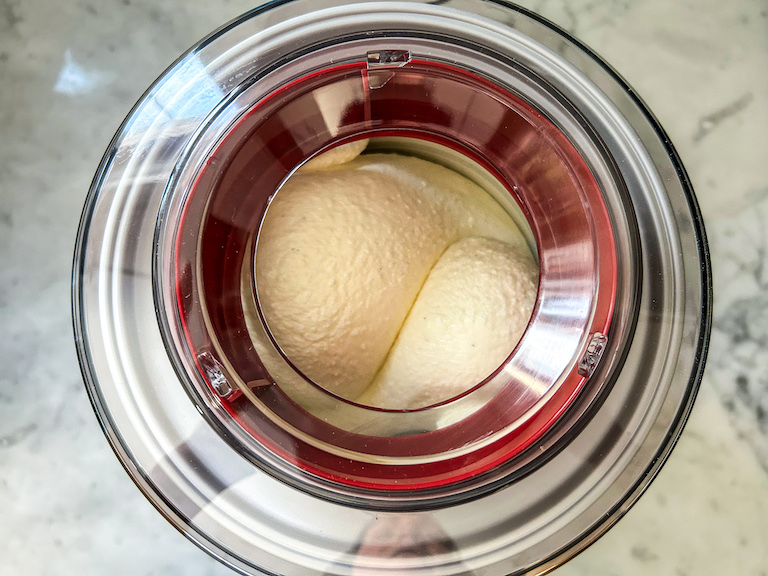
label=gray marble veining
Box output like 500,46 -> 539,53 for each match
1,0 -> 767,575
708,192 -> 768,471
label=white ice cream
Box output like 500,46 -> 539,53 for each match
251,142 -> 537,412
358,236 -> 537,409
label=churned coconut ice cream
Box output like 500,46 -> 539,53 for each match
249,140 -> 538,413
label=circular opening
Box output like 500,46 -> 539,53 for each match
252,136 -> 540,413
168,58 -> 617,491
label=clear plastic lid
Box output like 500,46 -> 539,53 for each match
158,57 -> 617,494
73,1 -> 711,574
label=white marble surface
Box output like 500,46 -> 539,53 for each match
1,0 -> 767,574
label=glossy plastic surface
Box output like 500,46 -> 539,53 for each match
163,59 -> 616,491
73,1 -> 711,575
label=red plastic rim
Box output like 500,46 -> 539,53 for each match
172,60 -> 617,490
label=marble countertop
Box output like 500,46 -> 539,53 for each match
1,0 -> 766,574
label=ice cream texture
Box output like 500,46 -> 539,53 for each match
252,140 -> 538,411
